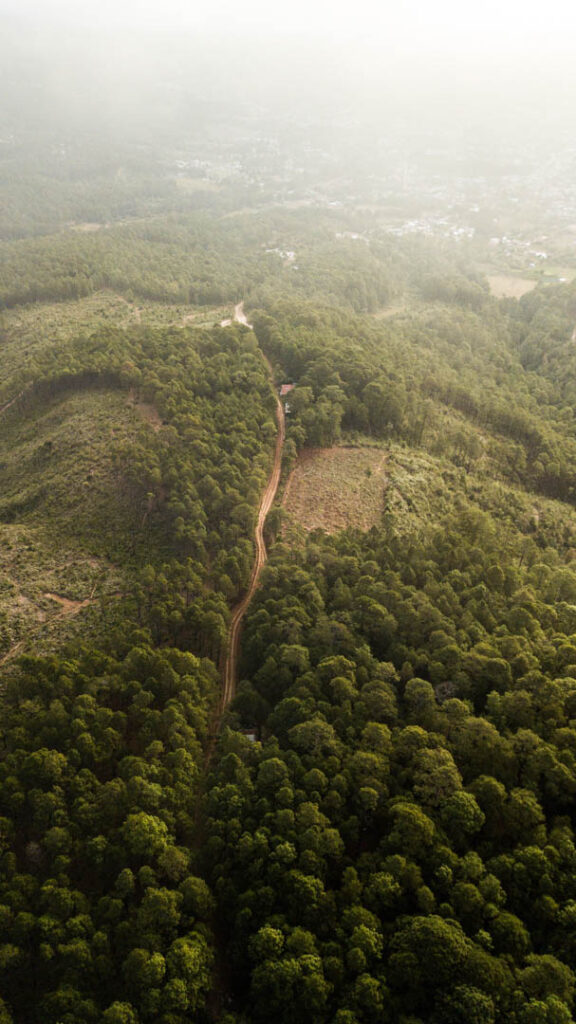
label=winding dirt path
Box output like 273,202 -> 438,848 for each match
217,300 -> 285,708
233,301 -> 250,327
221,356 -> 285,707
0,386 -> 31,419
220,300 -> 251,329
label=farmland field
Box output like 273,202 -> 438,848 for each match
282,445 -> 388,533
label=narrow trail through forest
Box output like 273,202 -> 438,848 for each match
220,302 -> 285,709
221,356 -> 284,708
200,305 -> 285,1018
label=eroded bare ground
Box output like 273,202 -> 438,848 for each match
283,445 -> 388,534
43,592 -> 94,615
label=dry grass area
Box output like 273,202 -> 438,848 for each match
487,275 -> 537,299
0,523 -> 123,664
284,439 -> 576,560
283,445 -> 388,534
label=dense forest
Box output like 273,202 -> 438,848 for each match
3,68 -> 576,1023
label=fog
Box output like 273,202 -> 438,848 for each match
3,0 -> 576,52
1,0 -> 576,181
2,3 -> 576,115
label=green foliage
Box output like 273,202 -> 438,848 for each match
0,645 -> 217,1021
5,117 -> 576,1024
206,491 -> 576,1021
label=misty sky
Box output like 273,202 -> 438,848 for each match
2,0 -> 576,55
2,0 -> 576,140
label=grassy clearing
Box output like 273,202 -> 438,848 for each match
385,445 -> 576,555
538,266 -> 576,285
486,275 -> 538,299
0,389 -> 146,555
383,447 -> 458,533
282,445 -> 388,534
282,439 -> 576,561
0,522 -> 123,662
0,387 -> 158,658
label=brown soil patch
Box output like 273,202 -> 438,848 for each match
283,446 -> 388,534
43,593 -> 93,616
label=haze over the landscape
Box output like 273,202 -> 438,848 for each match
3,2 -> 576,1023
2,0 -> 576,151
4,0 -> 576,48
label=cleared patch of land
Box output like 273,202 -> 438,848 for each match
383,445 -> 576,556
282,439 -> 576,558
283,445 -> 388,534
540,265 -> 576,283
0,522 -> 122,663
0,295 -> 209,663
0,389 -> 150,553
487,275 -> 537,299
0,387 -> 157,661
127,389 -> 163,431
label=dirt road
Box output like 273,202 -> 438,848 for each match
233,301 -> 251,327
221,353 -> 285,707
220,300 -> 252,329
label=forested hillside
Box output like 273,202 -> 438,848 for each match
2,66 -> 576,1023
